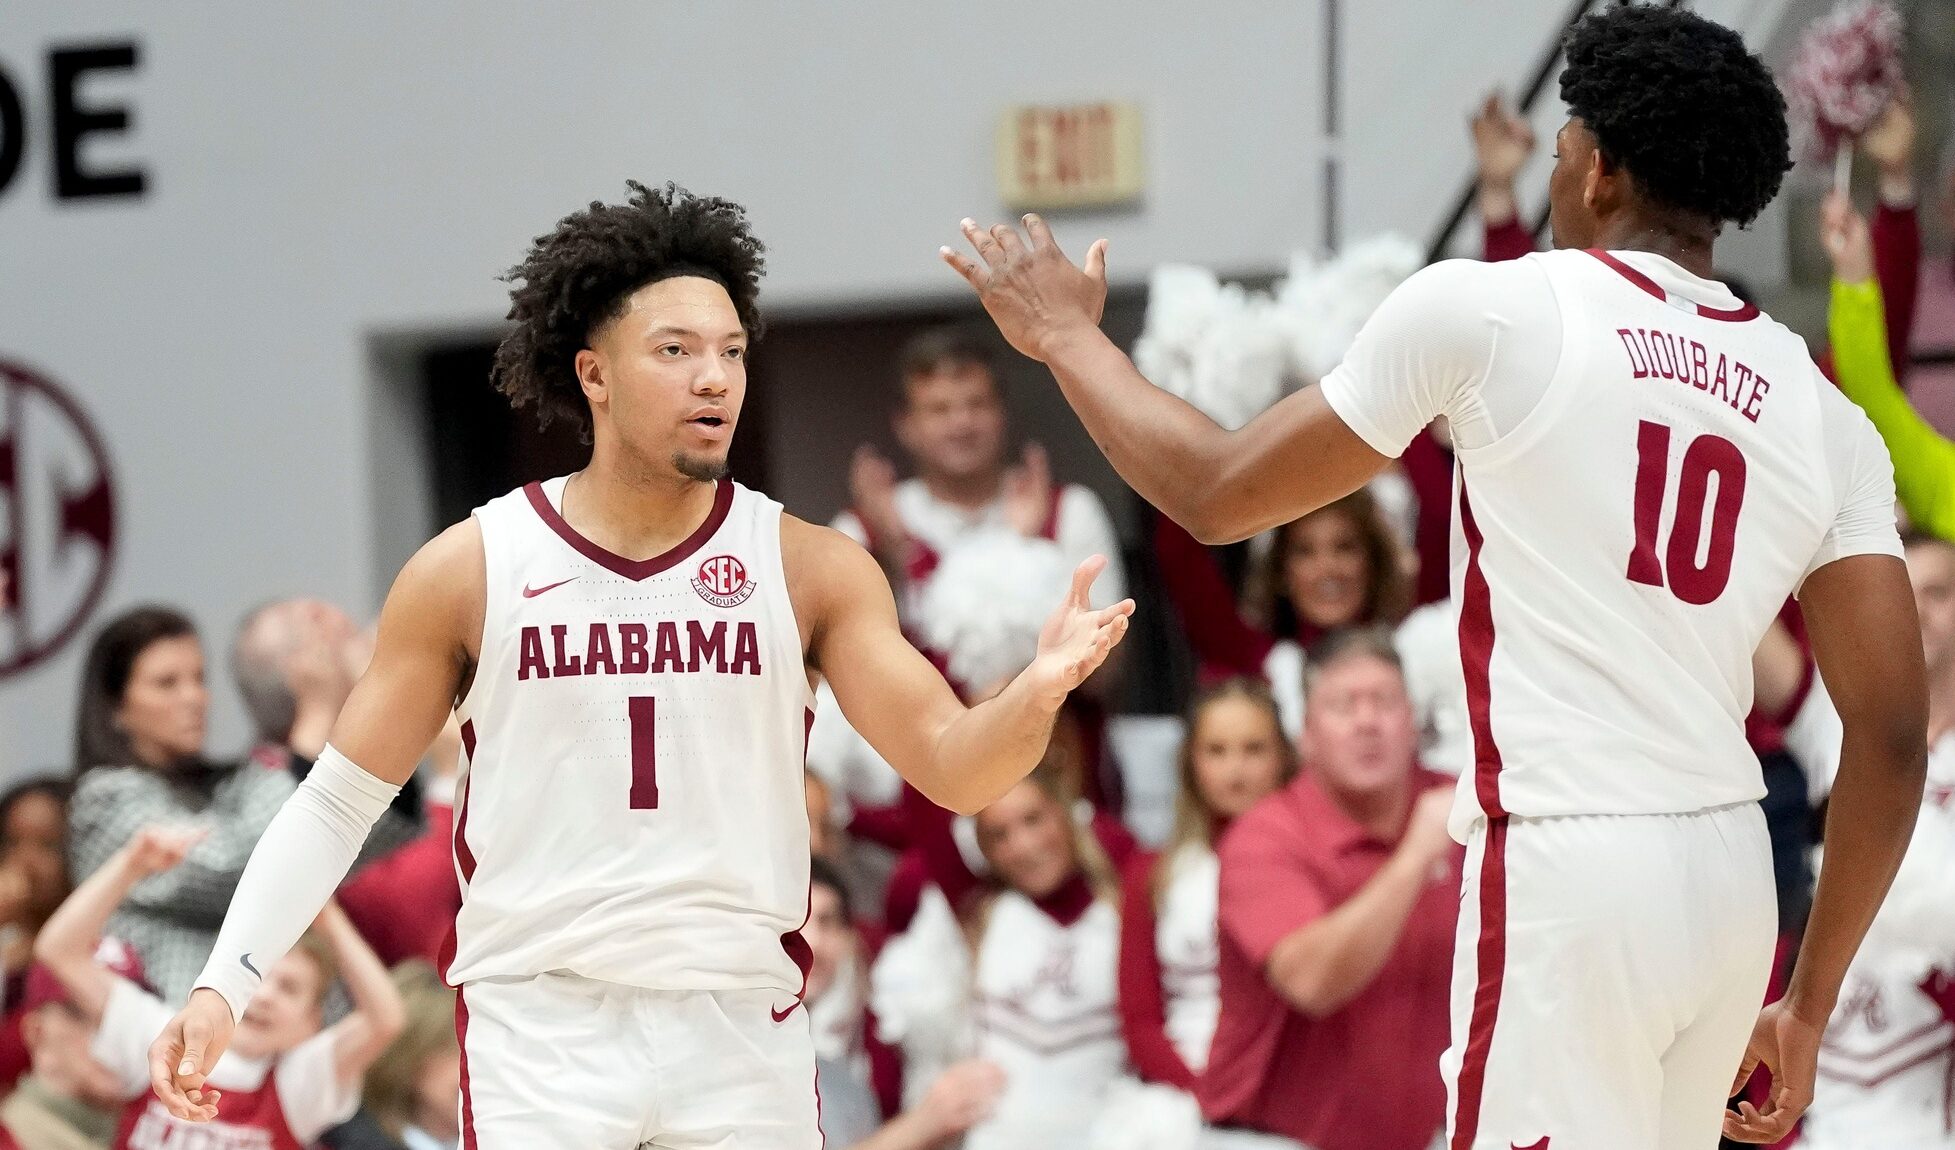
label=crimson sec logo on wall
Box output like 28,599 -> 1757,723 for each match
0,360 -> 116,680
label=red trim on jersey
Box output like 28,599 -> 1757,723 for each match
1456,485 -> 1506,819
454,721 -> 478,882
779,706 -> 819,1010
455,987 -> 479,1150
524,477 -> 734,581
1584,249 -> 1761,322
1448,816 -> 1510,1150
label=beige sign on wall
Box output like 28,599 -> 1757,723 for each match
997,102 -> 1143,211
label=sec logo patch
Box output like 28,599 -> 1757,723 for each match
692,554 -> 755,608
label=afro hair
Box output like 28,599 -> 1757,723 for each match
1561,5 -> 1792,229
492,181 -> 766,435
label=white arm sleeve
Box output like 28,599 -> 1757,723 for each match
191,745 -> 400,1021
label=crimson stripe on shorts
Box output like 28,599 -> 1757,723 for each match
455,986 -> 479,1150
1450,817 -> 1510,1150
1456,484 -> 1505,818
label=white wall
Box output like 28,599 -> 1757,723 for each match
0,0 -> 1797,774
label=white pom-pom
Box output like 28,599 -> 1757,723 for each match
919,531 -> 1072,691
1134,265 -> 1292,430
869,885 -> 974,1107
1085,1080 -> 1204,1150
1276,234 -> 1423,381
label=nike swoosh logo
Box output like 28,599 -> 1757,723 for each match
1513,1139 -> 1550,1150
522,577 -> 577,599
771,1001 -> 801,1023
239,953 -> 260,979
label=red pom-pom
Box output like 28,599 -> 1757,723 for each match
1783,0 -> 1905,161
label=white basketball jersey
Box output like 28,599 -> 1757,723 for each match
444,477 -> 815,994
1155,843 -> 1221,1074
1439,251 -> 1897,830
966,893 -> 1125,1150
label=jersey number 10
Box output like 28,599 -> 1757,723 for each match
1626,420 -> 1747,605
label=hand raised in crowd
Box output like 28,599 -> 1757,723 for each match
849,444 -> 906,545
119,825 -> 207,878
1022,556 -> 1135,709
916,1059 -> 1007,1140
1470,91 -> 1535,223
1399,786 -> 1457,879
1821,192 -> 1874,286
1859,87 -> 1916,205
942,215 -> 1108,364
1001,443 -> 1054,537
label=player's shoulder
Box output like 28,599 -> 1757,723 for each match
381,519 -> 486,641
401,518 -> 486,594
779,514 -> 883,607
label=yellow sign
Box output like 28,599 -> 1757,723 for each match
997,102 -> 1143,211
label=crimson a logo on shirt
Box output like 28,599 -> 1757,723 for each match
692,554 -> 755,608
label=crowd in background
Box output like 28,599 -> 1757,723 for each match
0,81 -> 1950,1150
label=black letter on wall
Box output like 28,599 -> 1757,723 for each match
0,65 -> 23,196
51,42 -> 145,200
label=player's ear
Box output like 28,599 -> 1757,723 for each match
575,348 -> 609,409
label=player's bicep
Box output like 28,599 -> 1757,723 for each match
806,537 -> 965,782
327,521 -> 483,785
1799,554 -> 1925,762
1200,385 -> 1393,542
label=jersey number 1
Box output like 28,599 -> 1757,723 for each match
1626,420 -> 1747,605
629,696 -> 658,809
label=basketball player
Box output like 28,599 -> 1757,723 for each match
944,8 -> 1926,1147
147,181 -> 1135,1150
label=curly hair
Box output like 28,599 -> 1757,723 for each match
1561,5 -> 1790,229
492,181 -> 767,434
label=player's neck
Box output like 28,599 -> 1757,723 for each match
918,467 -> 1003,511
1589,211 -> 1717,280
562,458 -> 722,561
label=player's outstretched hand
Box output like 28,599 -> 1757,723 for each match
1723,998 -> 1822,1142
1023,555 -> 1135,708
149,988 -> 235,1123
941,215 -> 1108,363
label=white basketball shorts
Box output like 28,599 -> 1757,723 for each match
455,972 -> 819,1150
1442,802 -> 1777,1150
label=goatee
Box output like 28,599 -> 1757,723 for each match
672,452 -> 729,483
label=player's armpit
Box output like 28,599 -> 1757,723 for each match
327,519 -> 486,787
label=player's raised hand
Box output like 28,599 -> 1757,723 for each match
1022,555 -> 1135,707
1723,998 -> 1822,1142
941,215 -> 1108,363
149,987 -> 235,1123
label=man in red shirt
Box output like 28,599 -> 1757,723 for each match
1200,628 -> 1462,1150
